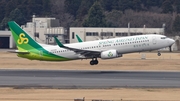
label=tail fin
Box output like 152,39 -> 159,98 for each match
8,21 -> 42,51
76,34 -> 83,42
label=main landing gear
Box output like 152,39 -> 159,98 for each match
90,58 -> 99,65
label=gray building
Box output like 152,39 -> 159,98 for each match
0,31 -> 16,48
22,17 -> 66,45
70,27 -> 165,43
0,17 -> 67,49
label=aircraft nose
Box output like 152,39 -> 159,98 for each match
169,38 -> 175,45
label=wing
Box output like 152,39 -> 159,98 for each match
54,37 -> 101,58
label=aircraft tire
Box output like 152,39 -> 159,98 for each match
94,60 -> 98,65
90,60 -> 94,65
158,53 -> 161,56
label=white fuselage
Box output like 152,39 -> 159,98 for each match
43,34 -> 174,60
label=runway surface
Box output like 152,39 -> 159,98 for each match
0,69 -> 180,88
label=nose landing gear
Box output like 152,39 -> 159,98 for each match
157,51 -> 161,56
169,46 -> 172,52
90,58 -> 99,65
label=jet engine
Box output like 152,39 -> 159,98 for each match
100,49 -> 122,59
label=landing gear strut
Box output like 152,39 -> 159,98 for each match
157,51 -> 161,56
90,58 -> 99,65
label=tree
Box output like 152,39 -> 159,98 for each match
64,0 -> 82,17
132,0 -> 142,12
82,1 -> 107,27
116,0 -> 134,12
119,9 -> 173,33
101,0 -> 115,11
51,0 -> 74,28
76,0 -> 95,19
174,0 -> 180,14
0,1 -> 5,25
41,0 -> 51,15
105,10 -> 123,27
173,15 -> 180,32
143,0 -> 164,8
0,8 -> 26,29
162,0 -> 173,13
4,0 -> 16,17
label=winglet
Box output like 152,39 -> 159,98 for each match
76,34 -> 83,42
54,37 -> 64,47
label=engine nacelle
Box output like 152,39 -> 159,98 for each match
100,49 -> 122,59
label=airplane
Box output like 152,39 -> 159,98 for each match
75,34 -> 174,55
8,21 -> 175,65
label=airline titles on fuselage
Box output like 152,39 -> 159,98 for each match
98,36 -> 149,47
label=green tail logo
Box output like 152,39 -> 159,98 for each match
17,33 -> 29,44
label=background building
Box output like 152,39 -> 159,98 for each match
0,31 -> 15,48
0,17 -> 67,49
21,16 -> 67,45
70,27 -> 165,43
0,17 -> 179,51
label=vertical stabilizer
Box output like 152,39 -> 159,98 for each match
8,21 -> 42,51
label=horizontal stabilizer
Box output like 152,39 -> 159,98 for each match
7,50 -> 30,54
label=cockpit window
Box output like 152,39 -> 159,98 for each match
161,37 -> 167,39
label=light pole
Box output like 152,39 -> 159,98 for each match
128,22 -> 130,36
162,23 -> 166,35
33,14 -> 36,41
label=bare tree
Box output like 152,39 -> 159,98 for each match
119,9 -> 173,33
51,0 -> 74,28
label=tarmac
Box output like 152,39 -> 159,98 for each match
0,69 -> 180,88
